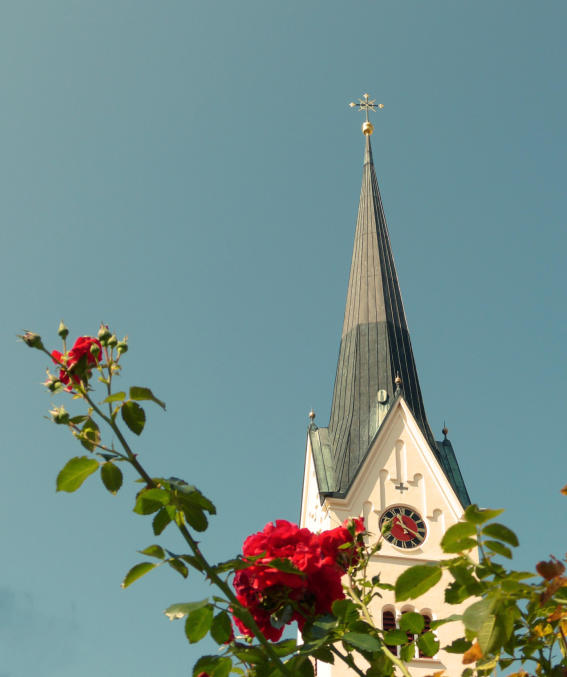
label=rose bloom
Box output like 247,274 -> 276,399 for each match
232,518 -> 364,641
52,336 -> 102,391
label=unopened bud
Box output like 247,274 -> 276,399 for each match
49,406 -> 70,425
107,334 -> 118,348
57,321 -> 69,340
90,342 -> 101,358
20,331 -> 45,351
43,371 -> 62,393
116,337 -> 128,355
97,324 -> 112,344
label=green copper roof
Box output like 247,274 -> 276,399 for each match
310,134 -> 470,508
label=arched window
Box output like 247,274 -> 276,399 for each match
382,609 -> 397,656
419,614 -> 432,658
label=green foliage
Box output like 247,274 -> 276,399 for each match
185,605 -> 214,643
129,386 -> 166,410
164,599 -> 210,621
121,400 -> 146,435
139,544 -> 166,559
192,655 -> 232,677
56,456 -> 100,492
395,564 -> 442,601
103,391 -> 126,403
211,611 -> 233,644
398,611 -> 424,634
121,561 -> 157,588
100,462 -> 123,494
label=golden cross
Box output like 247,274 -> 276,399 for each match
349,93 -> 384,122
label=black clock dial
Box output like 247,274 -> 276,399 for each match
379,505 -> 427,549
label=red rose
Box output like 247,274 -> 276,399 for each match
52,336 -> 102,391
232,518 -> 364,641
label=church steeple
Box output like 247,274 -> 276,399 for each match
307,100 -> 470,506
328,129 -> 437,491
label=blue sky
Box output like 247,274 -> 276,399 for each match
2,2 -> 566,675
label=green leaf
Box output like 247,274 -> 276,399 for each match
481,523 -> 519,547
266,558 -> 304,576
331,598 -> 359,623
464,504 -> 504,525
164,599 -> 209,621
168,558 -> 189,578
430,614 -> 462,630
211,658 -> 232,677
130,386 -> 166,410
139,544 -> 166,559
442,537 -> 478,554
121,561 -> 157,588
121,401 -> 146,435
485,540 -> 513,559
153,507 -> 172,535
271,639 -> 297,657
476,656 -> 499,671
185,605 -> 213,643
308,614 -> 337,639
284,655 -> 314,677
400,643 -> 416,662
478,614 -> 498,654
134,488 -> 170,515
192,656 -> 232,677
417,630 -> 439,657
441,522 -> 477,549
444,637 -> 472,654
395,564 -> 442,601
169,480 -> 216,515
211,611 -> 233,644
212,557 -> 251,574
383,630 -> 409,646
100,462 -> 123,494
103,391 -> 126,403
182,505 -> 208,532
310,646 -> 334,664
462,597 -> 495,633
80,417 -> 101,452
399,611 -> 425,634
56,456 -> 100,493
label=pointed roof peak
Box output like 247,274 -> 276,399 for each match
326,131 -> 437,492
363,133 -> 373,165
307,119 -> 470,507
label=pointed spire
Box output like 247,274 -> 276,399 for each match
327,133 -> 437,492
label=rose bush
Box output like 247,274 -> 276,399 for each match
20,323 -> 567,677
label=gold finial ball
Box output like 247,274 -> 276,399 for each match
394,375 -> 402,385
309,409 -> 316,421
362,121 -> 374,136
442,425 -> 449,437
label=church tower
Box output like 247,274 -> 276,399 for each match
300,95 -> 471,676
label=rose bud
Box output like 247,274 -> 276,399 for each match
107,334 -> 118,348
116,338 -> 128,355
90,342 -> 101,359
20,331 -> 45,351
57,321 -> 69,340
97,324 -> 112,344
49,406 -> 70,425
43,371 -> 62,393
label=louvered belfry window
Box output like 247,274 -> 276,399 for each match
382,610 -> 397,656
418,614 -> 432,658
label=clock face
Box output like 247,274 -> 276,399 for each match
379,505 -> 427,549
